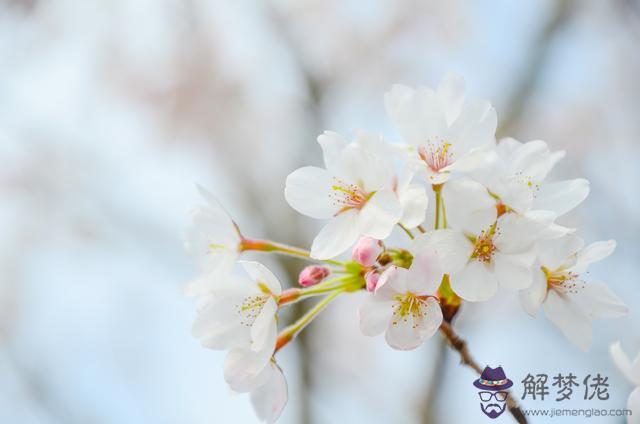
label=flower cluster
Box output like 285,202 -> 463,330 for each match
185,73 -> 628,422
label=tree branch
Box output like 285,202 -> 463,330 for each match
439,321 -> 528,424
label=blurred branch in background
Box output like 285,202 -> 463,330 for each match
439,322 -> 527,424
497,0 -> 575,139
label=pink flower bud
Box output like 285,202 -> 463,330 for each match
365,269 -> 380,292
352,237 -> 384,267
298,265 -> 330,287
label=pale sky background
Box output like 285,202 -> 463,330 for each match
0,0 -> 638,423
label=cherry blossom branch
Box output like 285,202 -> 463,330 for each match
439,321 -> 528,424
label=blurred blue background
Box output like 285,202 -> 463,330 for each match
0,0 -> 638,423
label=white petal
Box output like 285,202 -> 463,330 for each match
385,297 -> 442,350
250,362 -> 288,424
494,211 -> 555,252
493,176 -> 533,213
577,282 -> 628,319
628,387 -> 640,424
610,341 -> 637,385
493,251 -> 535,290
446,100 -> 497,152
436,72 -> 465,125
422,166 -> 452,185
633,355 -> 640,387
450,261 -> 497,302
543,290 -> 592,351
194,186 -> 240,239
310,209 -> 360,259
192,281 -> 256,348
224,348 -> 272,392
508,140 -> 553,182
185,255 -> 237,296
442,178 -> 496,235
317,131 -> 346,171
413,230 -> 473,275
375,266 -> 408,297
534,178 -> 590,216
340,135 -> 395,191
185,206 -> 240,273
358,189 -> 403,239
442,145 -> 494,173
398,183 -> 429,228
536,235 -> 584,270
496,137 -> 522,156
240,261 -> 283,295
571,240 -> 616,274
284,166 -> 338,219
384,84 -> 447,146
420,296 -> 443,338
407,245 -> 443,294
193,317 -> 249,350
250,299 -> 278,353
358,297 -> 394,336
519,267 -> 547,316
537,222 -> 575,239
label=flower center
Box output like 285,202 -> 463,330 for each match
330,179 -> 373,214
391,292 -> 430,329
471,228 -> 497,263
418,139 -> 453,172
542,267 -> 583,295
237,295 -> 268,327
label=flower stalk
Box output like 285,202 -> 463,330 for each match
240,238 -> 343,266
275,288 -> 347,354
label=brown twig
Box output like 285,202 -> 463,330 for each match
439,321 -> 528,424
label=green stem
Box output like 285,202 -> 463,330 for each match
299,276 -> 352,295
434,186 -> 442,230
240,239 -> 342,266
278,276 -> 360,306
441,197 -> 448,228
398,223 -> 415,240
275,289 -> 346,353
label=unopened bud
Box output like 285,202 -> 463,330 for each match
352,237 -> 384,267
298,265 -> 330,287
365,269 -> 380,292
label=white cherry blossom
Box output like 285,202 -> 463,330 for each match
519,236 -> 627,351
192,261 -> 281,390
442,176 -> 573,242
610,341 -> 640,424
184,186 -> 243,295
285,131 -> 427,259
359,246 -> 444,350
417,182 -> 554,301
385,72 -> 497,184
250,360 -> 288,424
472,137 -> 590,217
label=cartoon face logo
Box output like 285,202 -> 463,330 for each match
473,366 -> 513,419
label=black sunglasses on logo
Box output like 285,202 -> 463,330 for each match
478,391 -> 508,402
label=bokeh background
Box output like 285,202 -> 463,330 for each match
1,0 -> 639,423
